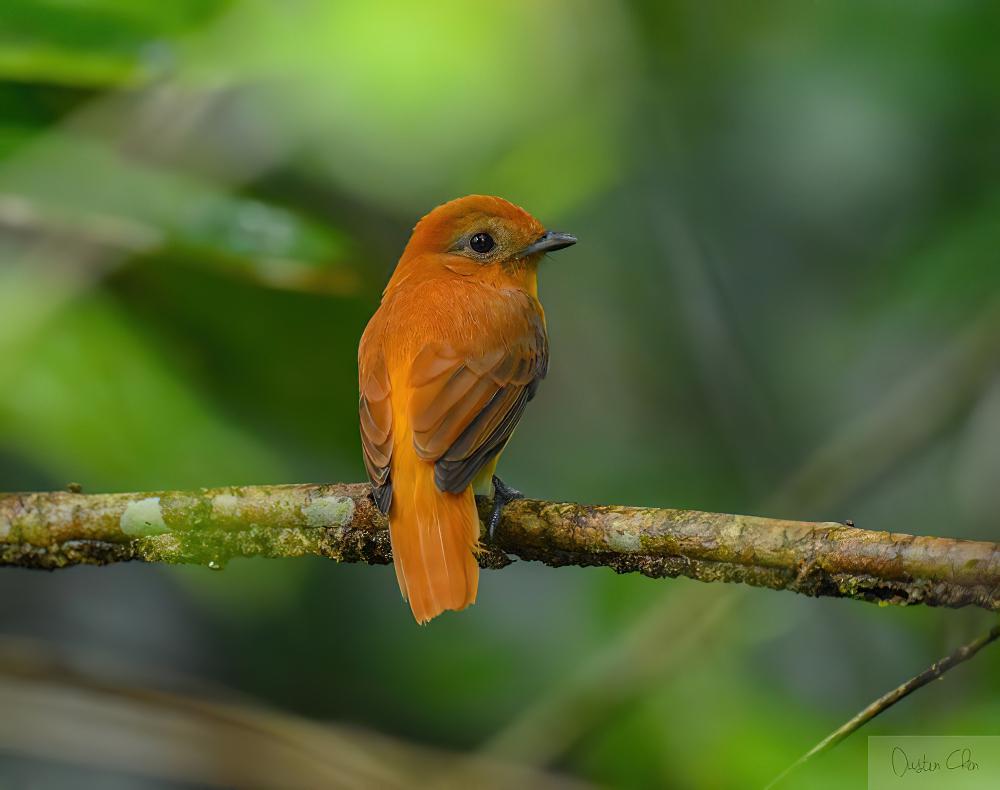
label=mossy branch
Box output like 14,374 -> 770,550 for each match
1,483 -> 998,611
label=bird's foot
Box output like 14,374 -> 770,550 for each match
488,475 -> 523,540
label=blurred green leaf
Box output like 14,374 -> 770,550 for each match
0,0 -> 231,87
885,192 -> 1000,320
182,0 -> 635,215
0,293 -> 285,489
0,131 -> 357,293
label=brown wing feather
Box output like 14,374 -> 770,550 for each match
434,385 -> 531,492
408,319 -> 547,495
359,351 -> 393,514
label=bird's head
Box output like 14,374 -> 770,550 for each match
401,195 -> 576,278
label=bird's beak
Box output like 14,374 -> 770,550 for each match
516,231 -> 577,259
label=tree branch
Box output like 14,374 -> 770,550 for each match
1,483 -> 998,611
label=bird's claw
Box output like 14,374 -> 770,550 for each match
488,475 -> 523,540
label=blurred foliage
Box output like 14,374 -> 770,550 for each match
1,1 -> 999,788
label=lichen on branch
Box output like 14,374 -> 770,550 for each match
1,483 -> 997,611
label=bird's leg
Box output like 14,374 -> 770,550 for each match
488,475 -> 523,540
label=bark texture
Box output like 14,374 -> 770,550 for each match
1,483 -> 997,611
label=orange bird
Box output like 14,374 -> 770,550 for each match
358,195 -> 576,624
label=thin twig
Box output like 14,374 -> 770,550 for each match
764,622 -> 1000,789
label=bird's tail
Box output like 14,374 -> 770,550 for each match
389,454 -> 479,624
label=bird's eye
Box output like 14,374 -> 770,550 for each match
470,232 -> 495,254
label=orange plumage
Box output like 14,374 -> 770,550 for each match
358,195 -> 576,623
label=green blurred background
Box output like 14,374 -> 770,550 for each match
1,1 -> 998,787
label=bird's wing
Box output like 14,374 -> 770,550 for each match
408,318 -> 548,494
359,349 -> 393,514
